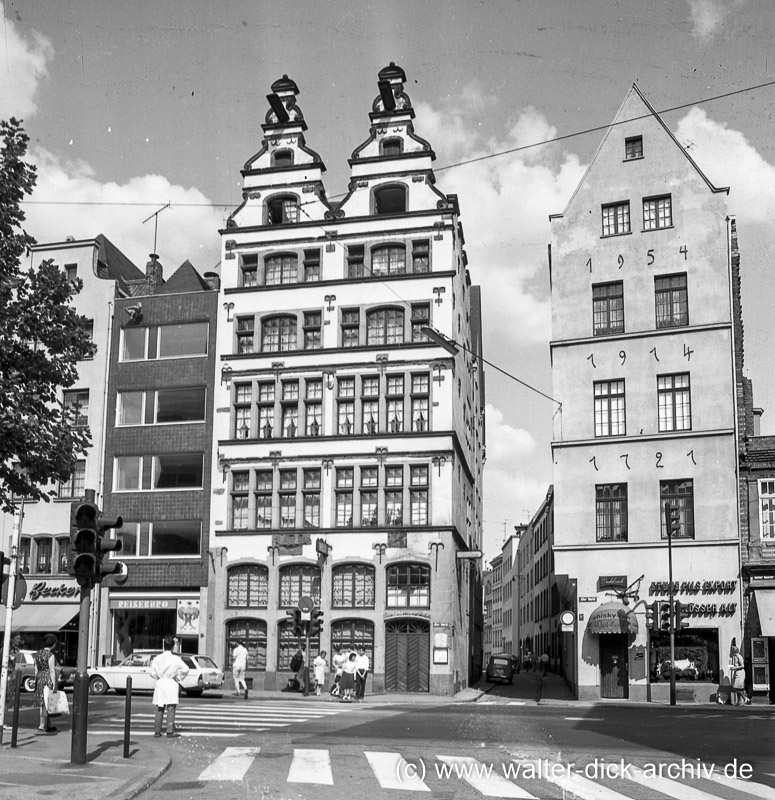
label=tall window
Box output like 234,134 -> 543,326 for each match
371,245 -> 406,276
121,327 -> 147,361
643,195 -> 672,230
262,315 -> 297,352
332,565 -> 376,608
361,375 -> 380,434
281,381 -> 299,438
347,245 -> 365,279
412,240 -> 430,273
58,459 -> 86,498
36,537 -> 53,574
305,379 -> 322,436
227,565 -> 268,608
63,389 -> 89,427
411,304 -> 430,342
278,620 -> 319,669
234,384 -> 252,439
117,391 -> 144,425
660,480 -> 694,539
265,254 -> 298,285
279,564 -> 321,607
592,282 -> 624,336
341,309 -> 360,347
267,195 -> 299,225
303,311 -> 322,349
387,375 -> 404,433
337,378 -> 355,435
655,274 -> 688,328
240,254 -> 258,287
367,308 -> 404,346
336,467 -> 354,527
258,382 -> 275,439
18,537 -> 30,573
602,201 -> 630,236
360,466 -> 378,526
236,317 -> 255,354
594,380 -> 626,437
657,373 -> 691,431
759,480 -> 775,541
386,563 -> 430,607
279,469 -> 297,528
596,484 -> 628,542
226,620 -> 267,671
303,248 -> 321,282
255,470 -> 272,528
411,373 -> 429,432
231,471 -> 250,529
303,469 -> 321,528
410,465 -> 429,526
385,466 -> 403,526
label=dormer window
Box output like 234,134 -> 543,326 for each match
380,138 -> 403,157
374,184 -> 407,216
625,136 -> 643,160
272,149 -> 294,167
267,194 -> 300,225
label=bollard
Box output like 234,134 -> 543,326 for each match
123,677 -> 132,758
10,671 -> 21,748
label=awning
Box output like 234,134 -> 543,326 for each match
0,604 -> 78,632
755,590 -> 775,637
586,602 -> 638,635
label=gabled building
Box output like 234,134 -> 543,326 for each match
550,85 -> 742,701
210,65 -> 484,695
96,256 -> 219,664
0,236 -> 142,666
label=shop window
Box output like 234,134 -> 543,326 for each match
155,387 -> 206,423
150,520 -> 201,556
158,322 -> 208,358
649,629 -> 718,682
227,565 -> 269,608
226,619 -> 267,671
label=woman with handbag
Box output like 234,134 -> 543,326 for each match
729,645 -> 746,706
33,633 -> 59,734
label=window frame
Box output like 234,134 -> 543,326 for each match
643,194 -> 673,231
657,372 -> 692,432
601,201 -> 631,237
227,564 -> 269,608
157,322 -> 209,359
386,562 -> 431,608
373,183 -> 407,216
655,273 -> 689,329
120,327 -> 148,361
594,379 -> 626,437
592,281 -> 624,336
332,564 -> 376,608
758,480 -> 775,542
149,519 -> 202,557
595,483 -> 628,542
266,193 -> 300,225
154,387 -> 206,424
660,479 -> 695,540
624,136 -> 643,160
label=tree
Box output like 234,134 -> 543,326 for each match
0,118 -> 96,512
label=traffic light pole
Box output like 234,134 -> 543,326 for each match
304,623 -> 311,697
664,501 -> 676,707
71,581 -> 91,764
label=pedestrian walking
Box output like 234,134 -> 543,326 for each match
313,650 -> 328,696
232,640 -> 249,699
354,648 -> 370,700
728,645 -> 746,706
340,651 -> 357,702
150,636 -> 189,737
33,634 -> 59,734
541,651 -> 549,676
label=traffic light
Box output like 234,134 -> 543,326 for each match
674,600 -> 690,630
286,607 -> 303,637
97,513 -> 127,583
645,600 -> 658,631
659,601 -> 672,631
0,550 -> 9,605
309,607 -> 324,637
665,501 -> 681,538
68,501 -> 100,585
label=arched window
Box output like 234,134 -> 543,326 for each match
266,194 -> 300,225
373,184 -> 406,215
380,138 -> 403,157
264,253 -> 298,285
262,315 -> 297,352
227,564 -> 269,608
279,564 -> 321,607
278,619 -> 319,669
366,308 -> 404,346
371,245 -> 406,276
386,562 -> 431,608
225,619 -> 267,671
332,564 -> 376,608
331,619 -> 374,664
271,149 -> 294,168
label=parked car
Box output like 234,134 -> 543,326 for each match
485,654 -> 515,684
14,650 -> 75,693
86,650 -> 224,697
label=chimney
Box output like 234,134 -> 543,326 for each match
753,407 -> 763,437
145,253 -> 163,293
203,271 -> 221,291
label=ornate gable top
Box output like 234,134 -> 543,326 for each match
372,61 -> 412,114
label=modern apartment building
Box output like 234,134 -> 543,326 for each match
210,65 -> 484,694
550,85 -> 742,701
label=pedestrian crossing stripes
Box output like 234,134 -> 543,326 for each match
87,700 -> 354,737
191,748 -> 775,800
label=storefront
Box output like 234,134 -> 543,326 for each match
104,592 -> 203,662
0,578 -> 81,666
746,573 -> 775,704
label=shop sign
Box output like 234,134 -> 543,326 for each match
597,576 -> 628,592
110,598 -> 176,610
665,602 -> 738,618
648,580 -> 736,596
28,581 -> 79,602
176,599 -> 201,635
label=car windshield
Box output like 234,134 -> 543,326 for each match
193,656 -> 218,669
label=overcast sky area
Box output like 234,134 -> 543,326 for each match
2,0 -> 773,562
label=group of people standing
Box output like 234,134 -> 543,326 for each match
297,646 -> 369,701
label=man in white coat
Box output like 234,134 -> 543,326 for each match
150,636 -> 189,737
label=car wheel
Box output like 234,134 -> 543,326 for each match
185,689 -> 204,698
89,676 -> 109,695
23,676 -> 36,693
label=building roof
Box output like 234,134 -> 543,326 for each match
95,234 -> 144,282
157,260 -> 213,294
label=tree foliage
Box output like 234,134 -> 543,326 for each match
0,118 -> 96,513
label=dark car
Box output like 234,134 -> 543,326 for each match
14,650 -> 75,693
485,654 -> 515,684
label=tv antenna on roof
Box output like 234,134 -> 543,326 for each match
142,202 -> 171,254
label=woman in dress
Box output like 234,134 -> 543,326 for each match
340,651 -> 358,702
313,650 -> 328,697
33,633 -> 59,733
729,645 -> 746,705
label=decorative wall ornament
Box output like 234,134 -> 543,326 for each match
302,185 -> 316,193
246,190 -> 261,200
223,302 -> 235,322
412,174 -> 424,182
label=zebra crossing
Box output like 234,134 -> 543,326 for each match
188,747 -> 775,800
87,700 -> 353,737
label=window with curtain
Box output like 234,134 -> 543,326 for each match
227,565 -> 269,608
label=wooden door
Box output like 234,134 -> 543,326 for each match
599,634 -> 629,698
385,620 -> 430,692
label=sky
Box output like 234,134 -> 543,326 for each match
2,0 -> 774,563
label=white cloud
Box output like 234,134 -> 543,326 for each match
0,2 -> 53,119
485,403 -> 536,464
685,0 -> 749,40
25,146 -> 224,272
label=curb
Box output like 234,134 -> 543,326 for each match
122,751 -> 173,800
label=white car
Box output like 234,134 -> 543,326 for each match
86,650 -> 224,697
